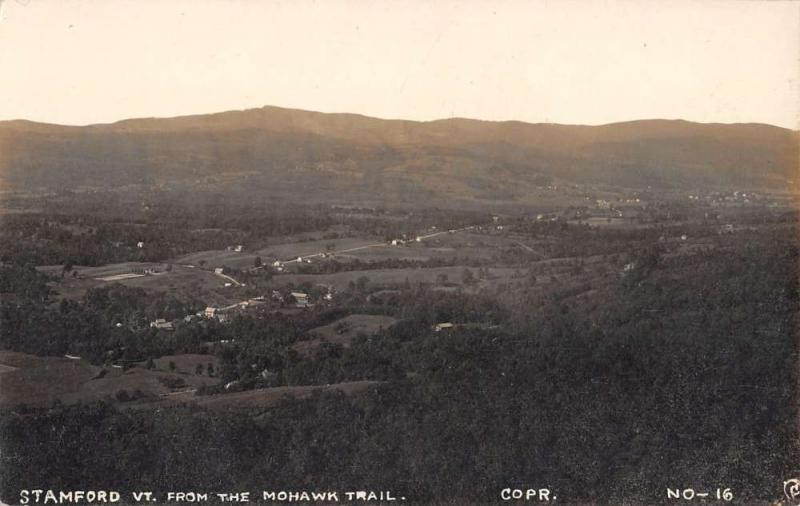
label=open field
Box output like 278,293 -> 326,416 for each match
172,236 -> 383,270
170,226 -> 496,269
64,367 -> 218,404
340,242 -> 497,262
272,266 -> 521,290
272,250 -> 615,291
37,262 -> 163,278
259,237 -> 383,261
130,380 -> 379,412
294,314 -> 398,354
172,249 -> 260,270
143,354 -> 221,375
0,351 -> 221,408
0,352 -> 100,408
338,230 -> 558,262
96,272 -> 146,281
38,263 -> 244,306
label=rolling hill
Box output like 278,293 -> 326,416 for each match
0,106 -> 796,205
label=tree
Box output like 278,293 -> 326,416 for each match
145,358 -> 155,370
461,268 -> 476,286
253,256 -> 262,268
206,363 -> 215,376
168,361 -> 176,372
195,364 -> 204,375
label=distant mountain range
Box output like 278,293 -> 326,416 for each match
1,106 -> 796,205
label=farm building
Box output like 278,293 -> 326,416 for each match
214,267 -> 224,275
150,319 -> 174,331
204,307 -> 218,318
434,322 -> 454,332
290,292 -> 310,308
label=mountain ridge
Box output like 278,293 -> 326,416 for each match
1,104 -> 793,131
1,105 -> 797,204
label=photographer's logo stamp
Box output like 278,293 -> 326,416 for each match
784,479 -> 800,504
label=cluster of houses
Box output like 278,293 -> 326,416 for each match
389,235 -> 423,246
270,257 -> 315,270
697,191 -> 761,207
131,264 -> 170,275
191,288 -> 333,326
557,201 -> 645,223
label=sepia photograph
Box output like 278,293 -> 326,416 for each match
0,0 -> 798,504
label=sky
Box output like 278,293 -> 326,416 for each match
0,0 -> 798,128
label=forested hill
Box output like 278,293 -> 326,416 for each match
0,106 -> 797,204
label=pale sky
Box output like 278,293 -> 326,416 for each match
0,0 -> 798,128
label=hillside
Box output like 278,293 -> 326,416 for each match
0,106 -> 796,205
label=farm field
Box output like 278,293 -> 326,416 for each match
0,352 -> 99,408
144,354 -> 220,375
172,236 -> 384,270
172,249 -> 261,270
294,314 -> 398,354
340,242 -> 496,262
258,237 -> 383,261
169,226 -> 510,270
37,262 -> 163,278
133,380 -> 379,412
339,230 -> 559,262
272,266 -> 521,291
38,264 -> 243,306
0,352 -> 220,408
